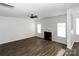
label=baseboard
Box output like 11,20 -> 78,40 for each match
36,36 -> 67,45
34,36 -> 43,39
52,39 -> 67,45
0,36 -> 36,45
67,42 -> 74,49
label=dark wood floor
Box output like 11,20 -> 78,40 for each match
64,42 -> 79,56
0,37 -> 66,56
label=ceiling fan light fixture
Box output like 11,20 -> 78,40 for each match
30,14 -> 38,18
0,3 -> 14,8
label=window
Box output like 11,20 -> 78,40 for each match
57,23 -> 66,37
37,24 -> 41,33
76,18 -> 79,35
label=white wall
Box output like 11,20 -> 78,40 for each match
66,7 -> 79,49
66,9 -> 75,49
0,16 -> 35,44
36,15 -> 67,44
71,7 -> 79,42
73,14 -> 79,42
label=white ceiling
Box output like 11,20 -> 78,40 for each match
0,3 -> 79,18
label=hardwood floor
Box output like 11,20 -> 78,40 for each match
64,42 -> 79,56
0,37 -> 66,56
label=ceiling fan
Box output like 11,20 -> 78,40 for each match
30,14 -> 38,18
0,3 -> 14,8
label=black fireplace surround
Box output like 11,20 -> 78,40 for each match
44,31 -> 52,41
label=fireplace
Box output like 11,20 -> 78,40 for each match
44,31 -> 52,41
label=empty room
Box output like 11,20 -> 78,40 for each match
0,3 -> 79,56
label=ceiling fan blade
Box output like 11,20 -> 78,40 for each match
0,3 -> 14,8
30,14 -> 37,18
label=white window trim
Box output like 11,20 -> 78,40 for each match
57,23 -> 66,38
37,24 -> 41,33
76,18 -> 79,35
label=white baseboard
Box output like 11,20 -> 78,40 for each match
0,36 -> 35,45
52,39 -> 67,45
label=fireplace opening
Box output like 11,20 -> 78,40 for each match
44,32 -> 52,41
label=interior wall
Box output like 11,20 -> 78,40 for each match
0,16 -> 35,44
66,9 -> 75,49
36,15 -> 67,44
66,7 -> 79,49
73,14 -> 79,42
71,7 -> 79,42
